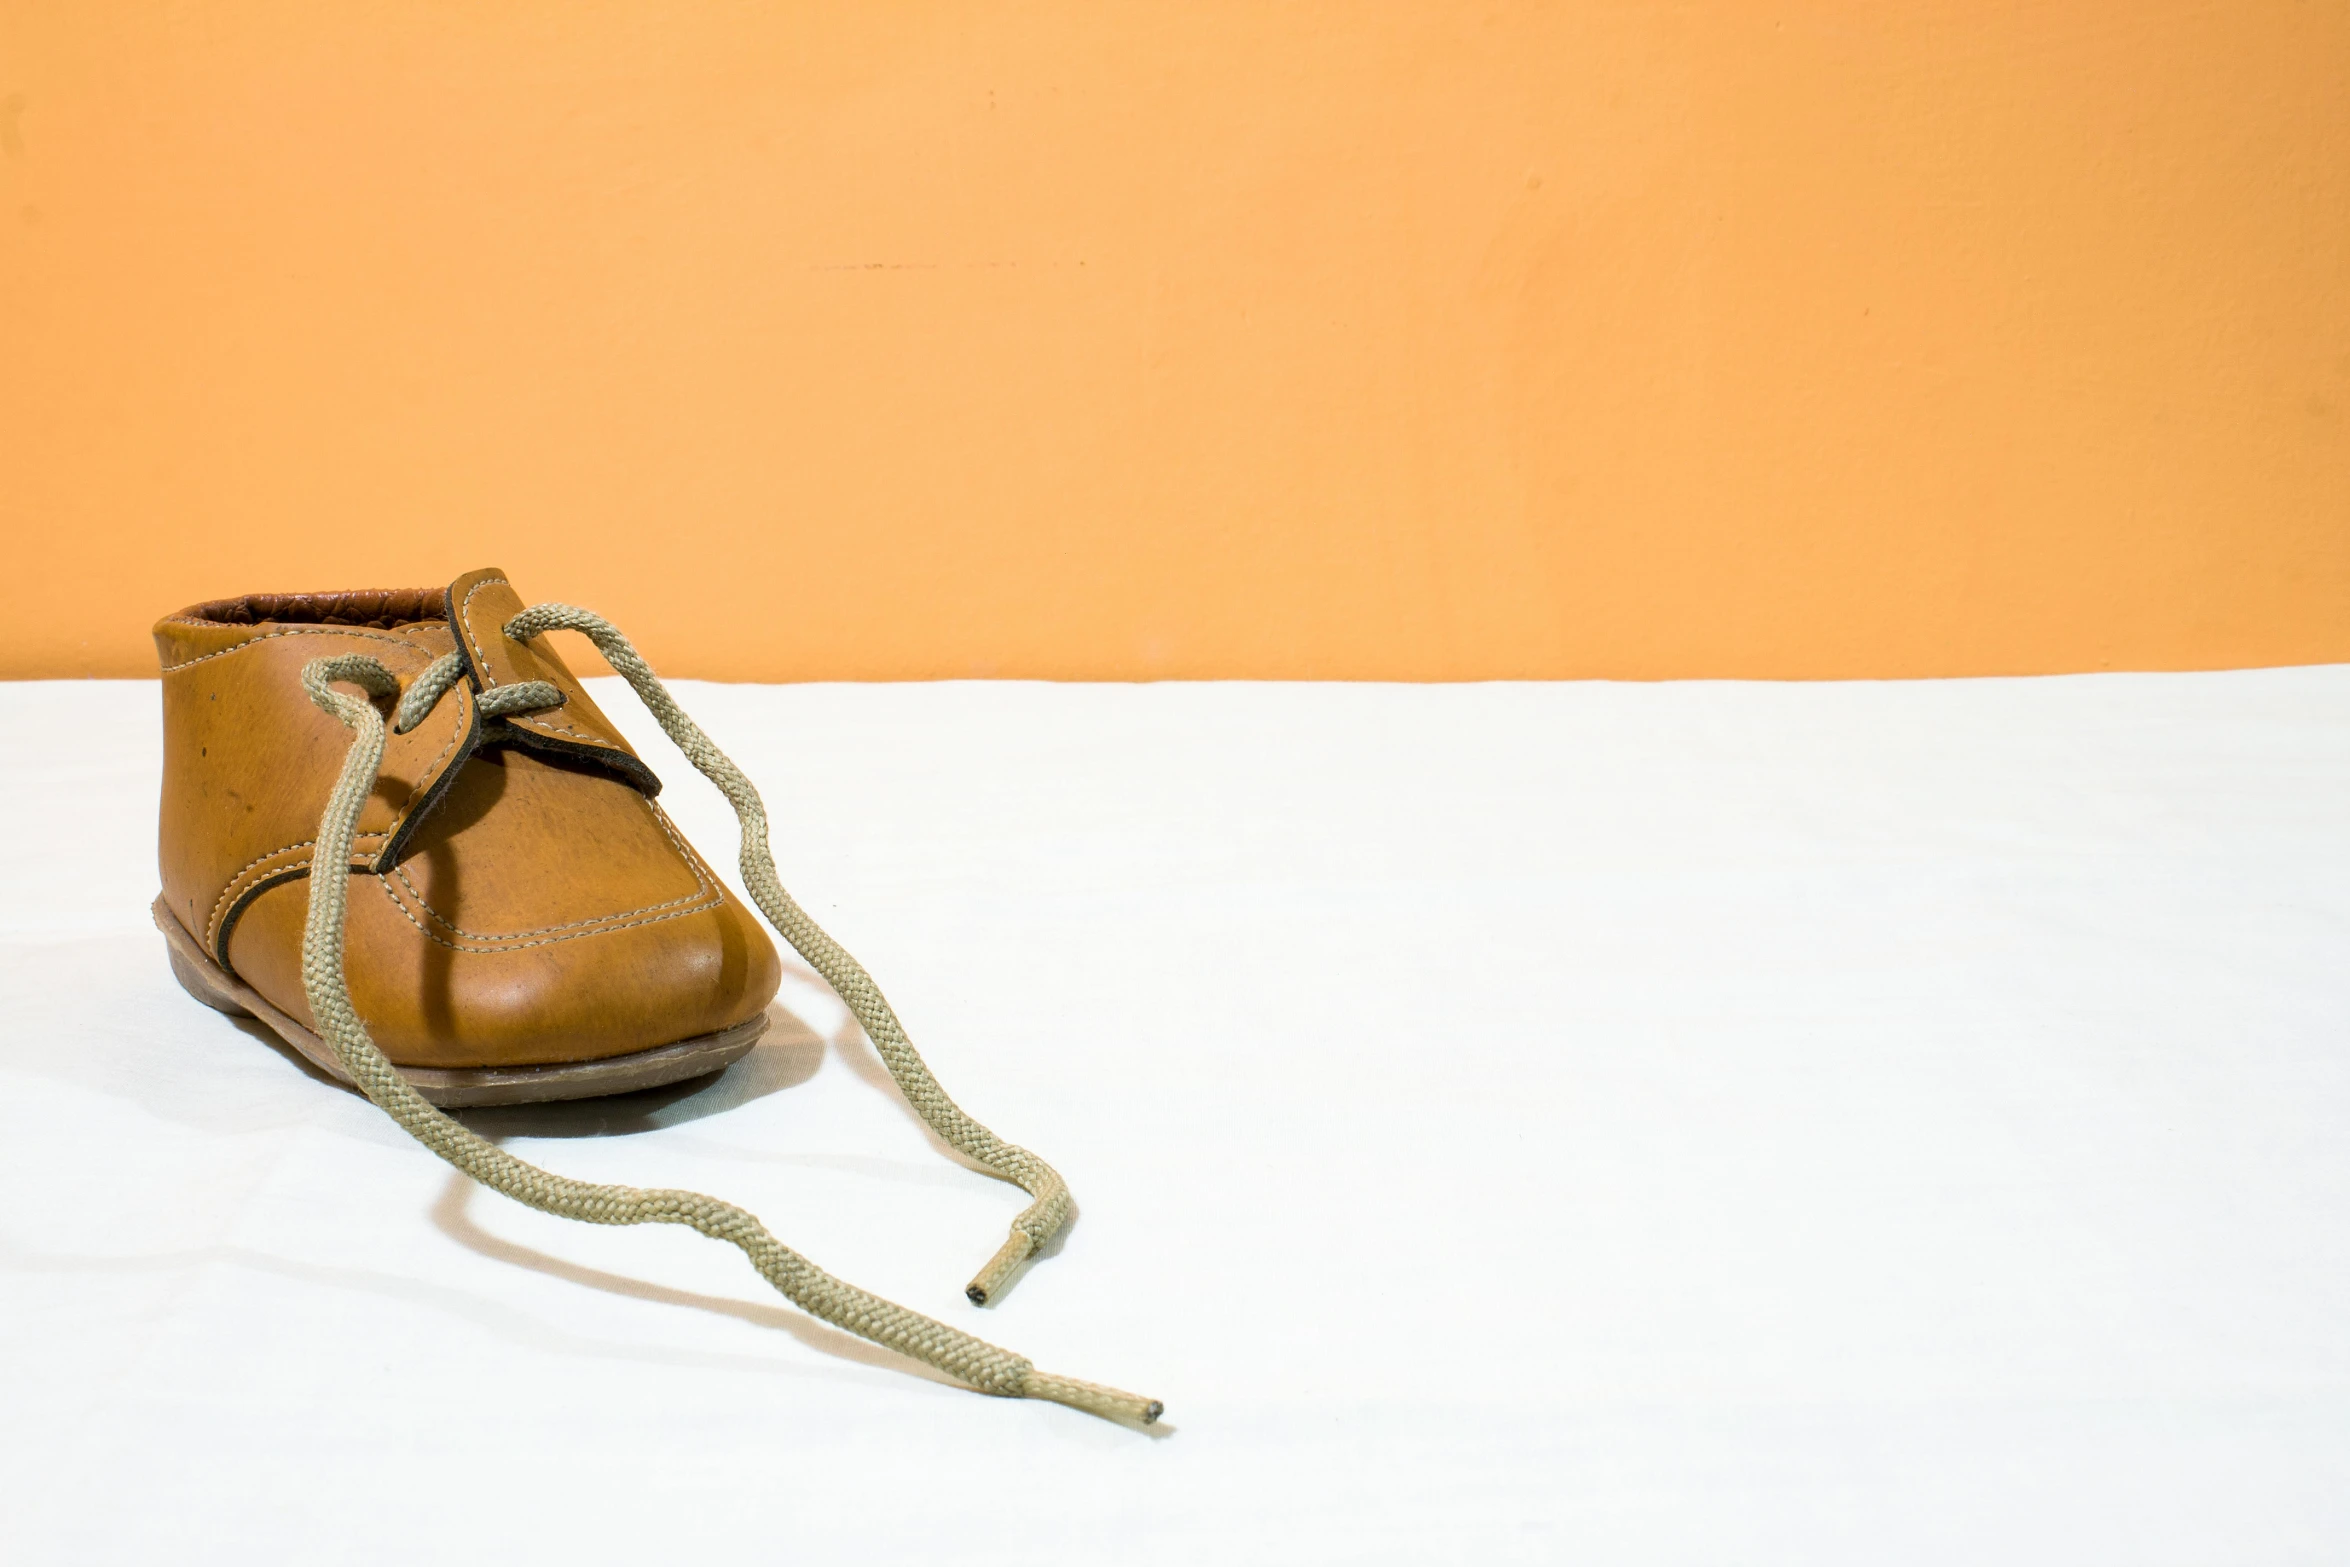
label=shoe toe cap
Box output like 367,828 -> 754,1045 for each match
228,874 -> 783,1070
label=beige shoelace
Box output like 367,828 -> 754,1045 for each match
295,604 -> 1159,1425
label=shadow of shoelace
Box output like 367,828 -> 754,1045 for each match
447,986 -> 1083,1312
424,1173 -> 968,1390
783,958 -> 1083,1296
0,1220 -> 952,1395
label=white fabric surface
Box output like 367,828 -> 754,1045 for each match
3,670 -> 2346,1564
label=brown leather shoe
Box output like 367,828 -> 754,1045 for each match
149,566 -> 1157,1422
153,566 -> 782,1105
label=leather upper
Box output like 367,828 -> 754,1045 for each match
154,569 -> 782,1069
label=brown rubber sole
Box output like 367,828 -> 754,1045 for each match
152,893 -> 766,1107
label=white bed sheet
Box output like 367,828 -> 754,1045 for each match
2,670 -> 2345,1564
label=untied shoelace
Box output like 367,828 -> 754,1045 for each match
295,602 -> 1160,1425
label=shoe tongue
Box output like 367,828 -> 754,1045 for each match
442,566 -> 662,797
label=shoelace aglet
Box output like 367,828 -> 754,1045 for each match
1022,1371 -> 1164,1426
966,1230 -> 1035,1306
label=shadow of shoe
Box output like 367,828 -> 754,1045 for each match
222,1011 -> 349,1092
453,1001 -> 828,1139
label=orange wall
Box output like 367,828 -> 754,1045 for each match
3,3 -> 2345,681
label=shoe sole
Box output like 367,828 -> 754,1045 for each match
152,893 -> 767,1107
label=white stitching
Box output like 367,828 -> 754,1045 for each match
371,874 -> 727,953
389,864 -> 712,940
507,714 -> 608,742
405,685 -> 472,810
203,835 -> 388,947
385,872 -> 719,944
462,575 -> 631,753
161,626 -> 419,673
386,799 -> 716,940
458,575 -> 509,688
196,686 -> 469,946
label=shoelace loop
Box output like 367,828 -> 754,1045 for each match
391,649 -> 561,734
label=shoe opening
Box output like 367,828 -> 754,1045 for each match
179,589 -> 447,630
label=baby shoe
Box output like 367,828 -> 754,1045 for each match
152,567 -> 1157,1423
